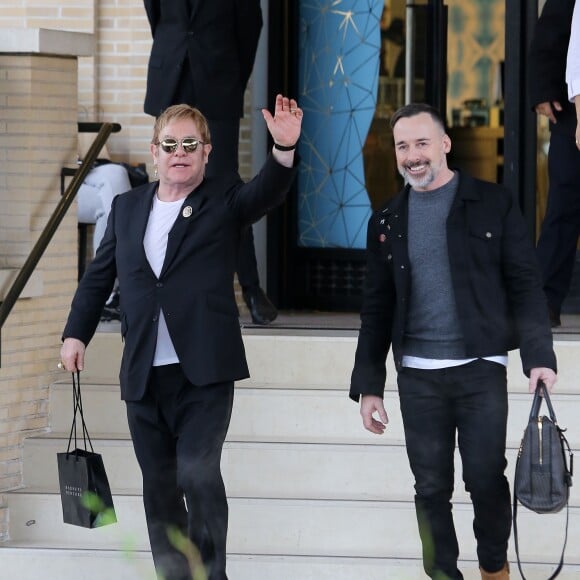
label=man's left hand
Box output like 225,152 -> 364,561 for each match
529,367 -> 557,394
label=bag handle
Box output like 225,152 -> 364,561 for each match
529,380 -> 558,423
533,381 -> 574,482
65,371 -> 94,455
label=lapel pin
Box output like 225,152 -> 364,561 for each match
182,206 -> 193,218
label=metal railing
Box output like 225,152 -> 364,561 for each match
0,122 -> 121,366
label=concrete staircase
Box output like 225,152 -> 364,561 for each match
1,328 -> 580,579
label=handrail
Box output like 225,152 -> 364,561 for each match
0,122 -> 121,366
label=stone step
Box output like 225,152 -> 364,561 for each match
14,329 -> 580,580
49,382 -> 580,450
0,546 -> 157,580
6,493 -> 580,566
81,333 -> 362,388
81,333 -> 580,394
20,436 -> 580,510
23,437 -> 413,499
1,547 -> 579,580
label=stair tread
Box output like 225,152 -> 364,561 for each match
6,492 -> 580,561
2,545 -> 579,580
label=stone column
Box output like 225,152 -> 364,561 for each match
0,28 -> 93,539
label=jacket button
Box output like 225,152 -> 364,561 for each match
156,282 -> 163,287
401,265 -> 405,269
486,232 -> 492,238
152,316 -> 158,322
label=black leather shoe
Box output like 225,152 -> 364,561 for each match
243,286 -> 278,325
101,291 -> 120,322
100,304 -> 120,322
549,309 -> 561,328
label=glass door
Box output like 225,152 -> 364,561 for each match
268,0 -> 449,310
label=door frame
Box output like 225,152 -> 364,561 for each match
266,0 -> 538,310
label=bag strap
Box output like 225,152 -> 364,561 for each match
65,371 -> 94,454
513,493 -> 569,580
514,381 -> 572,579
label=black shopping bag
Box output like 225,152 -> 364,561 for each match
56,371 -> 117,528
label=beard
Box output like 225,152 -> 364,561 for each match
398,161 -> 437,189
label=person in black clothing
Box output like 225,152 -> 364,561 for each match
529,0 -> 580,327
143,0 -> 277,325
61,96 -> 302,580
350,103 -> 557,580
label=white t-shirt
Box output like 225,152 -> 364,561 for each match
567,0 -> 580,101
402,355 -> 508,370
143,194 -> 184,366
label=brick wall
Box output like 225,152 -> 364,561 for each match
0,0 -> 255,176
0,52 -> 81,538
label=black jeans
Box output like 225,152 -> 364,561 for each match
536,129 -> 580,314
126,365 -> 234,580
397,360 -> 511,578
205,118 -> 260,290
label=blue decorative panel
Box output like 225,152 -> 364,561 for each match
298,0 -> 383,249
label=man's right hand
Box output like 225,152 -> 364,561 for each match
60,338 -> 86,373
360,394 -> 389,435
534,101 -> 562,124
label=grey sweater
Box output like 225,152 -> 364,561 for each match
403,173 -> 467,359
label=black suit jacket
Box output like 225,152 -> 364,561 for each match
528,0 -> 576,136
143,0 -> 262,119
350,172 -> 556,401
63,155 -> 297,401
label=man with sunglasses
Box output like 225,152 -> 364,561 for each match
60,95 -> 303,580
142,0 -> 277,325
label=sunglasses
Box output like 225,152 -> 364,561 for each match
157,137 -> 205,154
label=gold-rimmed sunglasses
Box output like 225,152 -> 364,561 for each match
157,137 -> 206,154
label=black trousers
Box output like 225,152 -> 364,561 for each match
205,118 -> 260,290
536,130 -> 580,314
126,365 -> 234,580
170,63 -> 261,290
397,360 -> 511,578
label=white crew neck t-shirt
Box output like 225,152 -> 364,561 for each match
143,194 -> 184,366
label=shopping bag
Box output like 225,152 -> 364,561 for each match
56,371 -> 117,528
57,448 -> 116,528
